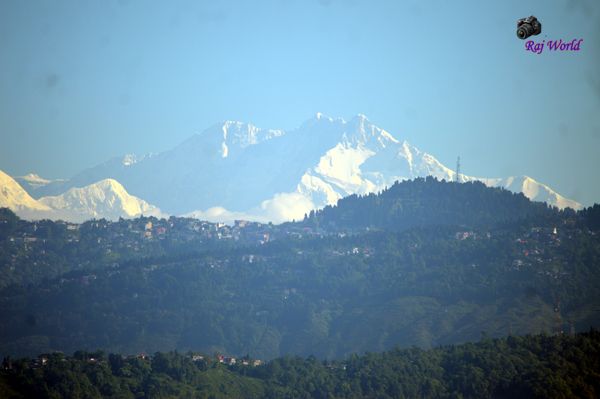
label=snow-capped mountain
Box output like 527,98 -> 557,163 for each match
38,179 -> 164,223
0,170 -> 52,215
9,114 -> 582,224
1,169 -> 163,222
477,176 -> 581,211
35,117 -> 345,213
297,114 -> 456,207
295,115 -> 581,214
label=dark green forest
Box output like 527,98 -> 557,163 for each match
299,177 -> 564,231
2,330 -> 599,398
1,178 -> 600,390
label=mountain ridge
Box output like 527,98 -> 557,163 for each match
4,114 -> 582,223
0,170 -> 163,222
0,170 -> 52,213
38,178 -> 163,223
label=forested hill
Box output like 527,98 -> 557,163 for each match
2,331 -> 599,399
0,179 -> 599,361
300,177 -> 570,232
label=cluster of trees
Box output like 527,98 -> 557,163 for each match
1,178 -> 600,360
301,178 -> 571,232
1,330 -> 599,398
580,203 -> 600,231
1,211 -> 599,360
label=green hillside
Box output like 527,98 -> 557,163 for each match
2,331 -> 599,399
0,179 -> 599,360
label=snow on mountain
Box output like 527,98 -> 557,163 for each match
218,121 -> 285,158
290,115 -> 582,222
122,154 -> 146,166
297,114 -> 457,206
1,169 -> 163,222
479,176 -> 581,211
38,179 -> 164,223
18,113 -> 581,224
0,170 -> 52,214
48,117 -> 343,214
182,114 -> 581,223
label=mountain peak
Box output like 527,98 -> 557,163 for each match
38,178 -> 163,222
94,178 -> 126,191
302,113 -> 346,129
313,112 -> 338,122
498,175 -> 581,210
218,120 -> 285,158
11,114 -> 582,223
0,169 -> 51,212
121,154 -> 144,167
339,114 -> 400,148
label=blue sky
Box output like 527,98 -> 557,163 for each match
1,0 -> 599,205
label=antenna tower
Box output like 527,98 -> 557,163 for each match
455,156 -> 461,183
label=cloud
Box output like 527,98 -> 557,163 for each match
258,192 -> 315,223
184,206 -> 258,224
185,192 -> 316,225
